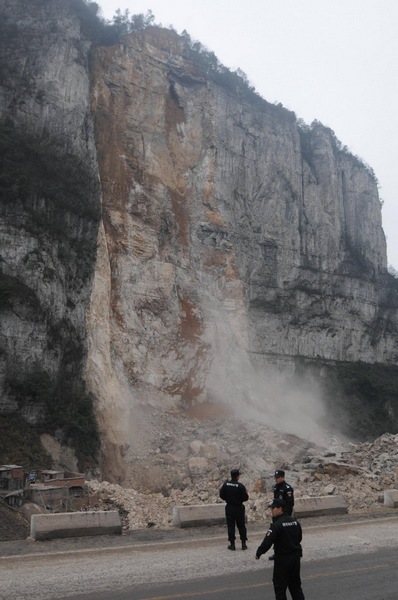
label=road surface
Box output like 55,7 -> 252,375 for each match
70,546 -> 398,600
1,514 -> 398,600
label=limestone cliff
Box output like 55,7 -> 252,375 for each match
0,1 -> 397,481
0,0 -> 101,468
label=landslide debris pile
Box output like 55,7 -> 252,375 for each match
86,411 -> 398,530
1,417 -> 396,540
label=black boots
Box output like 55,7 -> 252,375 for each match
228,541 -> 247,550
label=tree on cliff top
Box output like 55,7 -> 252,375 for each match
111,8 -> 154,35
71,0 -> 154,43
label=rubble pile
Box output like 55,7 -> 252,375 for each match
86,412 -> 398,530
296,432 -> 398,510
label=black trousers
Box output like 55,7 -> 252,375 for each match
273,552 -> 305,600
225,505 -> 247,543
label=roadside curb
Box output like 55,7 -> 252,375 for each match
2,511 -> 398,561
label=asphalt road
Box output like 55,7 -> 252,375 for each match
2,514 -> 398,600
68,546 -> 398,600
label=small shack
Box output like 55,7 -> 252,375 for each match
27,471 -> 87,511
0,465 -> 25,492
0,465 -> 25,507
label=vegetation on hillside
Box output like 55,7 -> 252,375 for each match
4,363 -> 100,467
0,415 -> 52,469
70,0 -> 155,43
0,120 -> 99,221
70,1 -> 295,119
74,2 -> 378,170
298,119 -> 379,185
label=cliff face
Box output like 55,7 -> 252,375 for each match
0,2 -> 397,480
88,28 -> 398,477
0,0 -> 100,467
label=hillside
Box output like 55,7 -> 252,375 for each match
0,501 -> 29,541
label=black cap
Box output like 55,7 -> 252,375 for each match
274,469 -> 285,477
268,499 -> 287,510
230,468 -> 240,478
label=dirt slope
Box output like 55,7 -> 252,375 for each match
0,501 -> 29,541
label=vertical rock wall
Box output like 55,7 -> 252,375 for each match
0,5 -> 397,480
88,27 -> 398,479
0,0 -> 100,468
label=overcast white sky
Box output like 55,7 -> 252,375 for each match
97,0 -> 398,268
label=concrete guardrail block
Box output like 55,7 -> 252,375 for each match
383,489 -> 398,508
30,510 -> 122,540
294,495 -> 348,518
172,503 -> 226,528
172,495 -> 349,528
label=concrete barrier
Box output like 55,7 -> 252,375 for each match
172,503 -> 226,528
30,510 -> 122,540
172,496 -> 349,527
294,495 -> 348,518
384,489 -> 398,508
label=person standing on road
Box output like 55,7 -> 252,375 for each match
269,469 -> 295,561
219,468 -> 249,551
273,470 -> 294,515
255,499 -> 305,600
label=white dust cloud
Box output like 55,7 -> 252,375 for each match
202,299 -> 341,447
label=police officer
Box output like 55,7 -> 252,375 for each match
273,469 -> 294,516
255,499 -> 305,600
219,468 -> 249,551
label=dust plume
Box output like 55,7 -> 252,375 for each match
202,300 -> 339,447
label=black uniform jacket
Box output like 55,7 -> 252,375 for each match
256,513 -> 303,558
273,481 -> 294,513
219,479 -> 249,507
